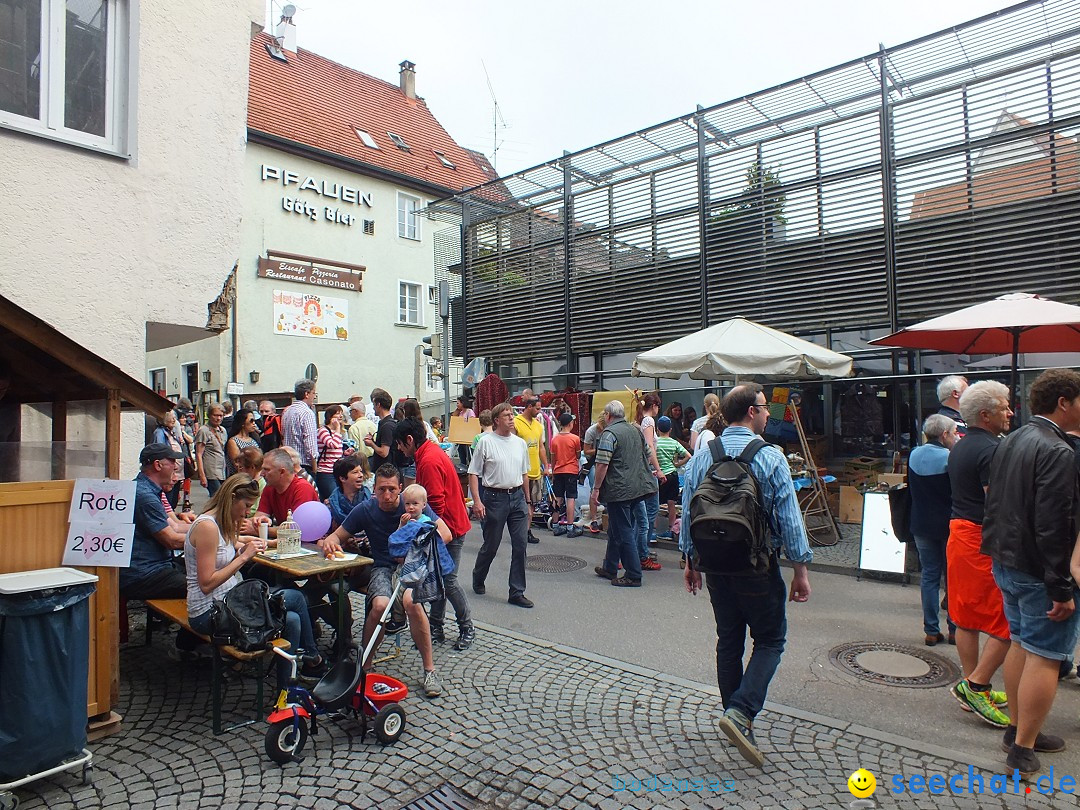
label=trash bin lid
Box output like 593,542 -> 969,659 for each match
0,567 -> 99,594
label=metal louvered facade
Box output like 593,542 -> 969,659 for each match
430,0 -> 1080,377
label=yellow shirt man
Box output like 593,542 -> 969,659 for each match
513,407 -> 547,480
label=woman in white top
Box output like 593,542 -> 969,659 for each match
694,412 -> 726,453
690,393 -> 721,451
184,474 -> 326,700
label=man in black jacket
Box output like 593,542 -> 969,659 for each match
983,369 -> 1080,777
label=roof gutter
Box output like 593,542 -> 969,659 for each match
247,129 -> 463,198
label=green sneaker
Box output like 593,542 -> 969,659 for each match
957,687 -> 1008,711
952,680 -> 1009,728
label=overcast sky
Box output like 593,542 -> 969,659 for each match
270,0 -> 1017,177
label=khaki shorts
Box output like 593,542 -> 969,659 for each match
528,477 -> 543,505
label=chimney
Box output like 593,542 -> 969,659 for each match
399,60 -> 416,99
275,4 -> 297,53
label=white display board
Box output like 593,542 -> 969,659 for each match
858,491 -> 907,574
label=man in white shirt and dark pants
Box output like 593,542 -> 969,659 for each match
469,402 -> 534,608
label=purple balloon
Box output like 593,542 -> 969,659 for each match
292,501 -> 332,541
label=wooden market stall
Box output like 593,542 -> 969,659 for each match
0,294 -> 172,733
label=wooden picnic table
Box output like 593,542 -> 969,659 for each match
253,545 -> 373,640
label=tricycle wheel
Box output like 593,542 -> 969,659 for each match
265,717 -> 308,764
82,763 -> 94,786
373,703 -> 406,744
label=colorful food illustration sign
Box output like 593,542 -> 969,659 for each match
273,290 -> 349,340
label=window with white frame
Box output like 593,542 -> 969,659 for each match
397,192 -> 421,240
0,0 -> 130,155
398,280 -> 422,326
425,361 -> 440,392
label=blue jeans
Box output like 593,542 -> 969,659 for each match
205,478 -> 222,497
993,562 -> 1080,662
190,586 -> 318,691
603,498 -> 643,581
705,562 -> 787,721
634,490 -> 659,559
913,534 -> 954,636
473,489 -> 529,598
429,534 -> 472,629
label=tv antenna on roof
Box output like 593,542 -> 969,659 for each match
481,59 -> 507,174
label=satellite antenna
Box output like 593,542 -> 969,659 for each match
481,60 -> 507,174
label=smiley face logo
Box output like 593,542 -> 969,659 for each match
847,768 -> 876,799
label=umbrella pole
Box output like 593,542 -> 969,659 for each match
1009,327 -> 1021,412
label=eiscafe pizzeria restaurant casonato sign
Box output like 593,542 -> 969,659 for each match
257,256 -> 364,292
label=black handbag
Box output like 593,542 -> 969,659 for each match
888,484 -> 914,543
209,579 -> 286,652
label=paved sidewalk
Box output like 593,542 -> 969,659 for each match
13,614 -> 1061,810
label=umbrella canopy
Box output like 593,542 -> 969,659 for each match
631,317 -> 853,380
869,293 -> 1080,404
869,293 -> 1080,354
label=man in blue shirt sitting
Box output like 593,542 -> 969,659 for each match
122,442 -> 189,599
680,385 -> 812,768
122,442 -> 203,657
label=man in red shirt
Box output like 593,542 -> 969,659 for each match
395,418 -> 475,650
254,447 -> 319,533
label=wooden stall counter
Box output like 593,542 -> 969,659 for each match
0,480 -> 118,727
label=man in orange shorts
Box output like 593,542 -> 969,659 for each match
947,380 -> 1013,727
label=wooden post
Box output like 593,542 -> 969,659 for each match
51,399 -> 67,480
103,388 -> 121,705
105,389 -> 120,479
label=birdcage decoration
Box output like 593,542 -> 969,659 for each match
276,510 -> 302,555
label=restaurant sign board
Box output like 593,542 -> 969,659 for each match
257,257 -> 363,292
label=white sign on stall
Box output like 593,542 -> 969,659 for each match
62,479 -> 137,568
858,491 -> 908,574
62,522 -> 134,567
67,479 -> 136,524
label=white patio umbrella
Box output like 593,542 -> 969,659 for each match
631,317 -> 853,380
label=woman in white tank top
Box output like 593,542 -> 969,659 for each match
184,474 -> 326,701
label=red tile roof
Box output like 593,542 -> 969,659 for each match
248,34 -> 490,193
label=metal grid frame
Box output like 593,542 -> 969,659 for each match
429,0 -> 1080,371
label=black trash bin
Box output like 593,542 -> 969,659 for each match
0,568 -> 98,784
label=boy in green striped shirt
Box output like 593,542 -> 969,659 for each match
655,416 -> 689,540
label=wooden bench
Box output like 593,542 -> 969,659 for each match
144,598 -> 289,734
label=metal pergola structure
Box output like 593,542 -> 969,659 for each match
429,0 -> 1080,382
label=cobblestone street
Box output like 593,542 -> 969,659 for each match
12,611 -> 1061,810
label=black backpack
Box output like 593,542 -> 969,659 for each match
688,437 -> 772,574
209,579 -> 286,652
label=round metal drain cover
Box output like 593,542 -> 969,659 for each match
525,554 -> 588,573
829,642 -> 960,688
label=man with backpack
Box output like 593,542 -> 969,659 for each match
679,384 -> 812,768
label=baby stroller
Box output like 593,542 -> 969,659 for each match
530,475 -> 561,530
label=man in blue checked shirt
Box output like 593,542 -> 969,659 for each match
680,384 -> 812,769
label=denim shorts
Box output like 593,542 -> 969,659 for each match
992,561 -> 1080,661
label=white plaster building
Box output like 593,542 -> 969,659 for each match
145,25 -> 491,414
0,0 -> 263,473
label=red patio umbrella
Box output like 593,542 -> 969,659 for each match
869,293 -> 1080,406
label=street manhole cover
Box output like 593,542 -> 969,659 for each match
398,783 -> 475,809
829,642 -> 960,688
525,554 -> 588,573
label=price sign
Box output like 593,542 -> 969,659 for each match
62,521 -> 134,567
68,479 -> 136,524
